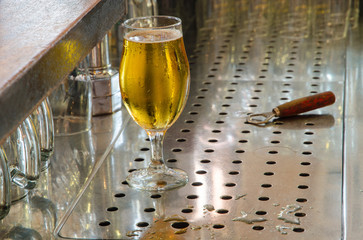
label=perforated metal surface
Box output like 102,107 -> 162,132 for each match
57,5 -> 348,240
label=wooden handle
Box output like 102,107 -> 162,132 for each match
274,91 -> 336,117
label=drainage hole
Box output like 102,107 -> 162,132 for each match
271,140 -> 280,144
221,195 -> 233,200
128,169 -> 137,173
238,139 -> 248,143
134,158 -> 144,162
205,149 -> 214,153
216,209 -> 229,214
203,81 -> 212,85
99,221 -> 111,227
232,160 -> 242,164
181,129 -> 191,133
150,194 -> 162,199
144,208 -> 156,212
301,162 -> 311,166
177,138 -> 187,142
107,207 -> 118,212
212,129 -> 222,133
258,196 -> 270,201
305,122 -> 315,126
196,170 -> 207,174
213,224 -> 225,229
302,151 -> 312,155
189,111 -> 199,115
167,159 -> 177,163
264,172 -> 274,176
241,130 -> 251,134
216,120 -> 225,124
140,148 -> 149,151
225,183 -> 236,187
193,103 -> 202,107
114,193 -> 126,198
121,180 -> 128,185
196,96 -> 205,99
274,121 -> 284,125
268,150 -> 278,154
295,212 -> 306,217
219,112 -> 228,115
172,148 -> 182,152
208,139 -> 218,143
136,222 -> 149,228
172,222 -> 189,229
192,182 -> 203,186
249,104 -> 258,107
298,185 -> 309,189
235,149 -> 245,153
273,131 -> 282,134
230,82 -> 238,85
187,195 -> 199,199
303,141 -> 313,145
299,173 -> 310,177
296,198 -> 308,203
255,211 -> 267,215
201,159 -> 211,163
266,161 -> 276,165
252,226 -> 264,231
225,96 -> 233,99
229,171 -> 239,175
182,208 -> 193,213
293,227 -> 305,233
261,183 -> 272,188
251,96 -> 260,100
304,131 -> 314,135
222,104 -> 231,107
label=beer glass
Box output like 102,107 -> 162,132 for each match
0,147 -> 10,220
31,98 -> 54,170
119,16 -> 190,191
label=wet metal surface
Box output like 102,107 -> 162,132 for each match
57,7 -> 347,239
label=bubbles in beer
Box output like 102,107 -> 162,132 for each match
126,29 -> 182,43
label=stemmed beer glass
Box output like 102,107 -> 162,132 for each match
119,16 -> 190,191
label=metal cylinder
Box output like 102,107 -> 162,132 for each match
88,35 -> 122,116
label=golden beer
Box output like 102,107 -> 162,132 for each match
119,29 -> 190,131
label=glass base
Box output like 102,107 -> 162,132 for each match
126,167 -> 188,191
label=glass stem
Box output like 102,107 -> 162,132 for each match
147,131 -> 166,170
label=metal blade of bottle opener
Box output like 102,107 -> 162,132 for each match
246,91 -> 336,125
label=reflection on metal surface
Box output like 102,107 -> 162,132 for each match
0,109 -> 129,239
56,1 -> 348,238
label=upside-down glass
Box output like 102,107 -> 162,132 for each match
119,16 -> 190,191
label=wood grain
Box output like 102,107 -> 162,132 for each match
0,0 -> 126,143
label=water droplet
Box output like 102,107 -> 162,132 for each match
277,204 -> 302,225
163,214 -> 187,222
232,211 -> 267,224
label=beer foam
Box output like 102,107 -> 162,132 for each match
125,29 -> 182,43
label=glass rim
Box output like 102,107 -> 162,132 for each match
122,15 -> 182,30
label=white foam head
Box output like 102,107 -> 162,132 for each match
126,29 -> 182,43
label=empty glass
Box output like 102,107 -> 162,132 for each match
49,60 -> 92,135
0,147 -> 11,220
2,117 -> 41,202
31,98 -> 54,170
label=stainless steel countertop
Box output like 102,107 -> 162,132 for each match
1,2 -> 362,240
